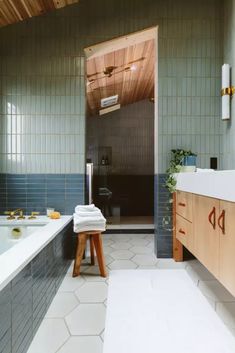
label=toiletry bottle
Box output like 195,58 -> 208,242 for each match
101,156 -> 106,165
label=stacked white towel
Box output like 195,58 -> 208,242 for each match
73,204 -> 106,233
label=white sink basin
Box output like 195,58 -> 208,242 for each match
176,170 -> 235,202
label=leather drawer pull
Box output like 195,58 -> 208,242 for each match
179,228 -> 186,235
178,202 -> 186,207
218,210 -> 225,234
208,207 -> 216,229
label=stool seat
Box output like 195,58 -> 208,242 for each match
73,231 -> 107,278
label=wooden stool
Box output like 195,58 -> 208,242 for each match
73,231 -> 107,278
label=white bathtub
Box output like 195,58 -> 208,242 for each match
0,215 -> 72,291
0,222 -> 46,255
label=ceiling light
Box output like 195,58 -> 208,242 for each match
99,104 -> 121,116
101,94 -> 119,108
130,64 -> 137,71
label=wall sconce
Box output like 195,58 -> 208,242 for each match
221,64 -> 235,120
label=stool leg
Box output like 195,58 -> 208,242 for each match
90,236 -> 95,265
73,233 -> 87,277
92,233 -> 107,277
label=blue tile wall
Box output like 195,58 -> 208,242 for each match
154,174 -> 173,258
0,173 -> 84,215
0,221 -> 74,353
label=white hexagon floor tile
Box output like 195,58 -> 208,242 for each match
132,254 -> 158,266
156,259 -> 187,269
100,329 -> 105,341
137,265 -> 158,269
129,238 -> 150,246
65,304 -> 106,335
103,255 -> 114,265
45,292 -> 79,318
84,255 -> 113,266
144,234 -> 154,240
57,336 -> 103,353
103,246 -> 114,255
110,250 -> 134,260
83,266 -> 109,281
67,262 -> 89,275
75,282 -> 108,303
129,234 -> 149,239
108,260 -> 137,270
111,242 -> 132,250
58,275 -> 85,292
102,239 -> 114,246
112,235 -> 133,242
27,319 -> 69,353
130,246 -> 153,254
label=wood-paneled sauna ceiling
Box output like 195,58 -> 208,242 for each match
0,0 -> 79,27
85,28 -> 156,116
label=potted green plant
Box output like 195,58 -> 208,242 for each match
165,149 -> 197,194
161,149 -> 197,231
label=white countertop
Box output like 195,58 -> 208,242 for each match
0,216 -> 72,291
176,170 -> 235,202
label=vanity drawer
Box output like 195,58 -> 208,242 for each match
176,214 -> 193,251
176,191 -> 192,222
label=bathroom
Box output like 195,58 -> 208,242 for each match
0,0 -> 235,352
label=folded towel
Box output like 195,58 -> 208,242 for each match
75,210 -> 102,218
73,211 -> 106,233
73,213 -> 105,224
74,223 -> 106,233
75,204 -> 98,213
73,204 -> 106,233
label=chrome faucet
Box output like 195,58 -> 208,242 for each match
5,209 -> 25,220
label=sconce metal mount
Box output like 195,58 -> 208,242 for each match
221,87 -> 235,97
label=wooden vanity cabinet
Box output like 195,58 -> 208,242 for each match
193,195 -> 220,278
175,191 -> 194,253
176,214 -> 193,251
174,191 -> 235,297
219,200 -> 235,296
176,190 -> 192,221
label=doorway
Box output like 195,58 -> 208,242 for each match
85,27 -> 157,228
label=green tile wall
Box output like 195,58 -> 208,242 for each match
0,0 -> 223,174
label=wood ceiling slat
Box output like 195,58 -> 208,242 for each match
86,38 -> 155,116
0,1 -> 18,24
8,0 -> 23,21
141,40 -> 155,99
20,0 -> 33,17
37,0 -> 55,12
0,0 -> 79,27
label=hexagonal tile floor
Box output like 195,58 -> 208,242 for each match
27,233 -> 156,353
75,282 -> 108,303
27,232 -> 235,353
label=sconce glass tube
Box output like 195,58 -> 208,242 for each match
221,64 -> 231,120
